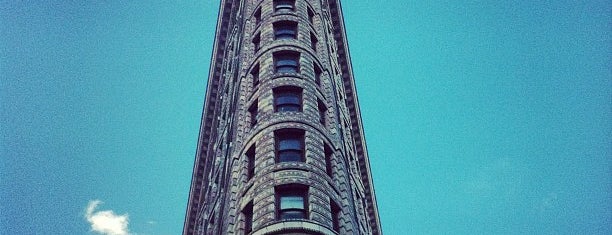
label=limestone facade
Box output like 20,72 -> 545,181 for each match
183,1 -> 381,234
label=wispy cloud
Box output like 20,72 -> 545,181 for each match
85,200 -> 131,235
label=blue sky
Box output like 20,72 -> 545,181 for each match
1,1 -> 610,235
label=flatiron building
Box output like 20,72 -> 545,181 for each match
183,0 -> 381,234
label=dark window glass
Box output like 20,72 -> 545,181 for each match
331,200 -> 341,232
252,33 -> 260,52
248,101 -> 257,127
314,63 -> 322,86
274,87 -> 302,112
254,8 -> 261,25
324,144 -> 333,176
276,185 -> 307,220
251,64 -> 259,87
274,0 -> 295,12
274,21 -> 297,40
246,145 -> 255,179
274,52 -> 299,73
243,201 -> 253,234
310,32 -> 318,51
318,99 -> 327,125
307,7 -> 314,24
275,130 -> 304,162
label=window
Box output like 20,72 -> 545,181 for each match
324,143 -> 333,176
274,51 -> 300,73
318,99 -> 327,125
246,145 -> 255,180
252,33 -> 260,52
251,63 -> 259,87
274,87 -> 302,112
310,32 -> 318,51
331,200 -> 341,232
248,101 -> 258,127
273,0 -> 295,12
242,201 -> 253,234
314,63 -> 322,86
254,7 -> 261,25
274,21 -> 297,40
275,129 -> 304,162
307,7 -> 315,24
276,185 -> 307,220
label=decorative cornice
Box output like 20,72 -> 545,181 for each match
252,220 -> 337,235
183,0 -> 235,234
326,0 -> 383,233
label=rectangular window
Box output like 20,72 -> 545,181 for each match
252,33 -> 261,52
274,0 -> 295,12
318,99 -> 327,125
248,101 -> 258,127
251,64 -> 259,87
274,51 -> 300,73
307,7 -> 314,24
331,200 -> 341,232
276,185 -> 308,220
310,32 -> 318,51
274,87 -> 302,112
275,129 -> 305,162
254,7 -> 261,25
324,144 -> 333,176
242,201 -> 253,234
246,145 -> 255,179
274,21 -> 297,40
314,63 -> 322,86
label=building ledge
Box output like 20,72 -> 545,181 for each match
252,220 -> 337,235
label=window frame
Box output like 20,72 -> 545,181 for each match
251,63 -> 260,88
276,184 -> 308,220
273,86 -> 302,112
275,129 -> 305,163
318,99 -> 327,125
314,63 -> 322,86
248,100 -> 258,127
254,7 -> 261,25
274,51 -> 300,73
252,33 -> 261,52
324,143 -> 333,177
242,201 -> 254,234
246,145 -> 255,180
330,200 -> 341,232
310,32 -> 318,51
307,7 -> 315,24
273,0 -> 295,12
273,21 -> 298,40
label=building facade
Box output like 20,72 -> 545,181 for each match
183,0 -> 381,234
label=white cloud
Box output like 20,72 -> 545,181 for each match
85,200 -> 131,235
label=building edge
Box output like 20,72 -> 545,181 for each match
327,1 -> 382,233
